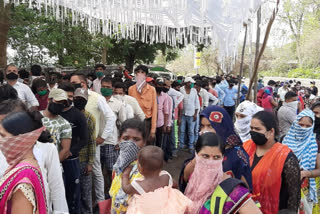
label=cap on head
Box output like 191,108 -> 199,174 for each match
48,89 -> 68,101
74,88 -> 88,101
184,77 -> 195,84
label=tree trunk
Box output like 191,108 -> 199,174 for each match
102,46 -> 107,64
0,0 -> 10,69
125,53 -> 135,72
253,6 -> 261,103
246,0 -> 280,100
236,24 -> 248,106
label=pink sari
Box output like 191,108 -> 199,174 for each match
0,163 -> 47,214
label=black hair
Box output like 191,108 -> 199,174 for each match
30,64 -> 42,76
101,77 -> 113,85
112,77 -> 123,85
284,91 -> 298,101
1,111 -> 52,142
215,76 -> 222,84
31,78 -> 47,94
194,80 -> 202,86
70,72 -> 87,83
311,101 -> 320,110
252,111 -> 279,136
0,84 -> 18,103
114,71 -> 123,78
134,65 -> 149,75
94,64 -> 106,70
58,82 -> 75,93
201,81 -> 209,88
171,81 -> 181,88
18,69 -> 29,79
277,209 -> 296,214
62,74 -> 71,81
114,82 -> 126,91
195,132 -> 225,155
267,80 -> 276,86
0,99 -> 27,115
119,118 -> 146,140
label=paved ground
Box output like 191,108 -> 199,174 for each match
163,150 -> 194,181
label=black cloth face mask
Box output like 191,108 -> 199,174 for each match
73,83 -> 82,90
73,98 -> 87,111
6,72 -> 18,80
48,102 -> 65,115
250,131 -> 268,146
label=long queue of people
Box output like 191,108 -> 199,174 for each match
0,62 -> 317,214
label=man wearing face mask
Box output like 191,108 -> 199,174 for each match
58,82 -> 89,214
113,82 -> 135,120
128,65 -> 157,144
223,80 -> 237,118
155,78 -> 173,160
73,88 -> 97,214
41,88 -> 72,162
278,91 -> 298,138
4,64 -> 39,110
92,64 -> 106,94
70,73 -> 116,204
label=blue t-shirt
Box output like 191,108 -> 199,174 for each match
223,87 -> 238,106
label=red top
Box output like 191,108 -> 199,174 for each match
35,93 -> 49,111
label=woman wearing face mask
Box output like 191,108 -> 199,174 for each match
235,101 -> 264,142
179,106 -> 252,192
282,109 -> 320,213
244,111 -> 300,214
0,111 -> 48,214
109,118 -> 147,214
183,132 -> 261,214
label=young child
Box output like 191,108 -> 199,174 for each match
122,145 -> 191,214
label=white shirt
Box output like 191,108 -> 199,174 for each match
0,142 -> 69,214
180,86 -> 200,116
101,96 -> 126,145
92,90 -> 117,140
199,88 -> 209,109
168,88 -> 184,109
13,81 -> 39,108
278,87 -> 289,102
208,92 -> 219,106
92,78 -> 103,94
123,95 -> 146,121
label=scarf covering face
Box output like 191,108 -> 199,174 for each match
283,109 -> 318,202
201,105 -> 242,147
113,141 -> 140,175
0,127 -> 45,172
135,73 -> 147,93
185,153 -> 223,214
235,101 -> 264,142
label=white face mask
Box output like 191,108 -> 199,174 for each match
113,94 -> 124,102
234,116 -> 252,141
287,100 -> 298,109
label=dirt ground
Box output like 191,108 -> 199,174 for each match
163,150 -> 194,181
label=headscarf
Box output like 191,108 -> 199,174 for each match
0,127 -> 45,172
235,101 -> 264,142
283,109 -> 318,202
200,105 -> 242,147
263,88 -> 272,98
113,141 -> 140,175
184,153 -> 223,214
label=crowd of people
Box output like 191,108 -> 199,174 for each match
0,63 -> 319,214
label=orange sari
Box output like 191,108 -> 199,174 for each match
243,140 -> 291,214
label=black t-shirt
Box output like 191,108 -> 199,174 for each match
60,107 -> 89,159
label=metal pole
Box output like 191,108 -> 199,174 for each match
236,24 -> 248,106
